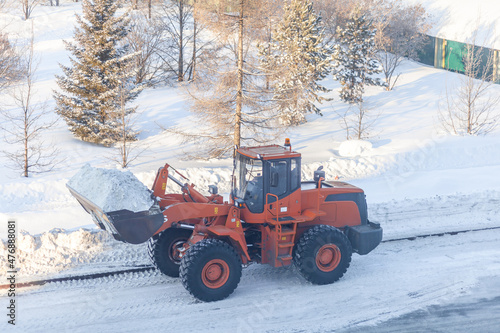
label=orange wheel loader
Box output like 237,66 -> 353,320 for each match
68,139 -> 382,302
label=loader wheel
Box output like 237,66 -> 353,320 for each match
148,228 -> 192,277
180,239 -> 242,302
293,225 -> 352,285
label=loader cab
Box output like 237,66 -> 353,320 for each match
233,143 -> 301,215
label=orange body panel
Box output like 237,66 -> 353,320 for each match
154,202 -> 230,235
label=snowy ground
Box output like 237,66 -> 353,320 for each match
1,2 -> 500,332
11,228 -> 500,332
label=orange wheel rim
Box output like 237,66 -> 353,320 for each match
202,259 -> 230,289
316,244 -> 341,272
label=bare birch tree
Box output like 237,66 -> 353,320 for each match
439,32 -> 500,135
154,0 -> 209,83
338,99 -> 379,140
111,78 -> 146,168
20,0 -> 42,20
1,33 -> 58,177
371,0 -> 431,90
162,0 -> 190,82
126,11 -> 164,86
313,0 -> 357,44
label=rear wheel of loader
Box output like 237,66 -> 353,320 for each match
293,225 -> 352,285
180,239 -> 242,302
148,228 -> 192,277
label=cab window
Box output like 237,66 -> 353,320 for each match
269,160 -> 288,197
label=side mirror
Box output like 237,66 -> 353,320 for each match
314,166 -> 325,188
208,185 -> 218,195
270,171 -> 279,187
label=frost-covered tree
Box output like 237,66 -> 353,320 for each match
261,0 -> 331,125
0,32 -> 23,92
54,0 -> 141,146
332,9 -> 383,104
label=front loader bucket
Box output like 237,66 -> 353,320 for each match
67,185 -> 164,244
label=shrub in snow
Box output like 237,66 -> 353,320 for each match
67,164 -> 154,213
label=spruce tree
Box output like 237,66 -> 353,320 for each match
261,0 -> 331,126
332,9 -> 384,104
54,0 -> 140,146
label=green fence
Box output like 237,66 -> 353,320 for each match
418,35 -> 435,66
417,35 -> 500,83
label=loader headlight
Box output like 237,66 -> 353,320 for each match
235,198 -> 245,209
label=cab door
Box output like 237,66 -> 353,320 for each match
267,159 -> 290,217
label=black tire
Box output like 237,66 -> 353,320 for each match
180,239 -> 242,302
148,228 -> 192,277
293,225 -> 352,285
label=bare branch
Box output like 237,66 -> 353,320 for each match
1,28 -> 61,177
439,26 -> 500,136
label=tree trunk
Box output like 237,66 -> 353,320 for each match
178,1 -> 184,82
234,0 -> 244,148
266,18 -> 272,90
24,112 -> 28,177
191,1 -> 197,81
24,0 -> 29,20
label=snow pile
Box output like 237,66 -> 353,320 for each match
338,140 -> 373,157
67,164 -> 154,213
0,228 -> 149,281
0,228 -> 105,279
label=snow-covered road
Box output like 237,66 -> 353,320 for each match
11,227 -> 500,333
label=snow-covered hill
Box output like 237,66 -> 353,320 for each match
1,3 -> 499,237
1,2 -> 500,331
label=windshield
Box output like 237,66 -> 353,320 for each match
234,154 -> 263,213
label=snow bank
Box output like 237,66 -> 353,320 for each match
67,164 -> 154,213
338,140 -> 373,157
0,228 -> 148,281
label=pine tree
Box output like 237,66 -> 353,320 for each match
332,9 -> 384,104
54,0 -> 140,146
261,0 -> 331,126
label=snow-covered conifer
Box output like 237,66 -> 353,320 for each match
54,0 -> 140,146
261,0 -> 331,126
332,9 -> 384,104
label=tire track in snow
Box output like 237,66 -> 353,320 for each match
12,229 -> 500,333
3,225 -> 500,290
